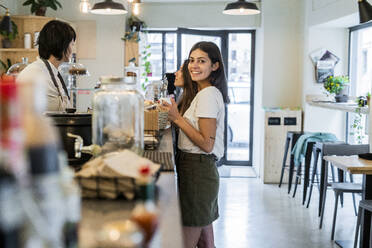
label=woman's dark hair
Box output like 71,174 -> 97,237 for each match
188,41 -> 229,104
178,59 -> 198,115
38,20 -> 76,60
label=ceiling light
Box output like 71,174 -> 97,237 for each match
223,0 -> 260,15
132,0 -> 141,15
91,0 -> 128,15
358,0 -> 372,23
79,0 -> 91,13
0,4 -> 12,33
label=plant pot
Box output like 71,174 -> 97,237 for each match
335,94 -> 348,103
130,21 -> 144,32
35,7 -> 47,16
1,38 -> 11,48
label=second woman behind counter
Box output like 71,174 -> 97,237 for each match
17,20 -> 76,112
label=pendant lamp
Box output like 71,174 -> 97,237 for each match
91,0 -> 128,15
0,4 -> 12,33
223,0 -> 260,15
358,0 -> 372,23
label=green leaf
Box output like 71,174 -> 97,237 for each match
50,2 -> 58,10
23,0 -> 34,6
55,0 -> 62,8
31,4 -> 37,13
0,60 -> 6,71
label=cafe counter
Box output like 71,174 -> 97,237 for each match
78,128 -> 184,248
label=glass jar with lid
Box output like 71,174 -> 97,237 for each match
7,57 -> 29,76
92,76 -> 144,155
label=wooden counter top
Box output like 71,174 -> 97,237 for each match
324,155 -> 372,174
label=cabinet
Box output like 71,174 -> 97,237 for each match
262,109 -> 302,183
0,15 -> 56,72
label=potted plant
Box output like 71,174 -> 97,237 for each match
0,21 -> 18,48
323,75 -> 350,102
22,0 -> 62,16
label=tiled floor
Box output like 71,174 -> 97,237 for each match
213,175 -> 358,248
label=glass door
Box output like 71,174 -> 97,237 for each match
225,32 -> 254,165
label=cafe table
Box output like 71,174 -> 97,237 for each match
324,155 -> 372,248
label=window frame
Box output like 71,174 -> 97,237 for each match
346,21 -> 372,143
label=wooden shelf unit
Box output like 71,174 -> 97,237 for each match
0,15 -> 57,72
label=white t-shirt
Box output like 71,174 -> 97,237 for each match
178,86 -> 225,159
17,58 -> 72,111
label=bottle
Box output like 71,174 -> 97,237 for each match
24,33 -> 31,49
7,57 -> 29,76
20,81 -> 65,248
130,165 -> 158,247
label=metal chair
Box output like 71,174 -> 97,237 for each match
330,181 -> 362,241
278,131 -> 303,194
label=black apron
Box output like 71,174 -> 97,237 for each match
41,59 -> 70,101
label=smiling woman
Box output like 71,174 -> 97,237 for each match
162,41 -> 228,248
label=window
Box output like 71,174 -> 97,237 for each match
347,23 -> 372,144
362,49 -> 368,75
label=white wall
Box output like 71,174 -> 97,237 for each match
1,0 -> 17,14
302,27 -> 349,140
300,0 -> 359,141
261,0 -> 304,108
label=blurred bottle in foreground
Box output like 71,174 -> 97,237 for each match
19,80 -> 65,248
131,165 -> 158,248
0,76 -> 26,248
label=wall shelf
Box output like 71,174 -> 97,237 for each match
307,100 -> 369,114
0,48 -> 38,52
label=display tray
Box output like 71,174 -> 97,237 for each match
75,168 -> 160,200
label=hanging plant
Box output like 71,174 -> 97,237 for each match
122,15 -> 152,90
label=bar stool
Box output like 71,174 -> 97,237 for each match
292,141 -> 315,204
278,131 -> 304,194
354,200 -> 372,248
306,142 -> 342,210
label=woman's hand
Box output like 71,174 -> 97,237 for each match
162,97 -> 182,122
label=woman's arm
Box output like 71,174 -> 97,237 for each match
164,98 -> 216,153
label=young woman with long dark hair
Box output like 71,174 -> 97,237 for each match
163,41 -> 228,248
